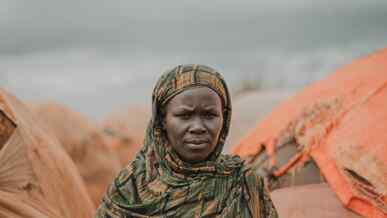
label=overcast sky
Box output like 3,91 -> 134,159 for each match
1,0 -> 387,119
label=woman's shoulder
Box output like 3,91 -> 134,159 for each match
104,165 -> 133,201
103,163 -> 143,205
115,165 -> 132,185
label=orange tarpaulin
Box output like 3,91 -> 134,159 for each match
232,48 -> 387,218
30,102 -> 121,206
0,89 -> 94,218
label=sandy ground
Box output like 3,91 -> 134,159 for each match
271,183 -> 361,218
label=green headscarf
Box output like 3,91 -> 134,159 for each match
96,64 -> 278,218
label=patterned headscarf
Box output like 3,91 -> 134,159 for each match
96,65 -> 278,218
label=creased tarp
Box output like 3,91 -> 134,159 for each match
0,89 -> 94,218
29,102 -> 121,206
271,183 -> 361,218
232,48 -> 387,217
101,105 -> 150,166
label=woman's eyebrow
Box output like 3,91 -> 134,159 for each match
173,105 -> 194,111
202,105 -> 219,110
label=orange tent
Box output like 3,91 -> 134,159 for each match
30,102 -> 121,206
232,48 -> 387,218
101,105 -> 150,166
0,89 -> 94,218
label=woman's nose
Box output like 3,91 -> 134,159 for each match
188,118 -> 206,134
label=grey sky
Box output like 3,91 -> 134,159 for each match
1,0 -> 387,119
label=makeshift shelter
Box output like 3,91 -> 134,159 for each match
101,105 -> 150,165
232,48 -> 387,217
0,89 -> 94,218
30,102 -> 121,206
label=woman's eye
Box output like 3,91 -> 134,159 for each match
203,113 -> 216,119
176,114 -> 190,119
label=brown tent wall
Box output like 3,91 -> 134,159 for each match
0,89 -> 95,218
29,102 -> 122,206
101,105 -> 150,166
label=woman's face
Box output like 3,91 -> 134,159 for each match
163,86 -> 224,163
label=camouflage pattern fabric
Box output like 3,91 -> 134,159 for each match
95,65 -> 278,218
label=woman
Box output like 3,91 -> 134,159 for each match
96,64 -> 278,217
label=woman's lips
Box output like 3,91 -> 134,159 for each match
184,140 -> 209,149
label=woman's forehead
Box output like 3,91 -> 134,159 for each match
166,86 -> 222,108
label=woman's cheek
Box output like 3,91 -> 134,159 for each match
211,117 -> 223,131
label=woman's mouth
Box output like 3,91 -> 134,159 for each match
184,140 -> 209,149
